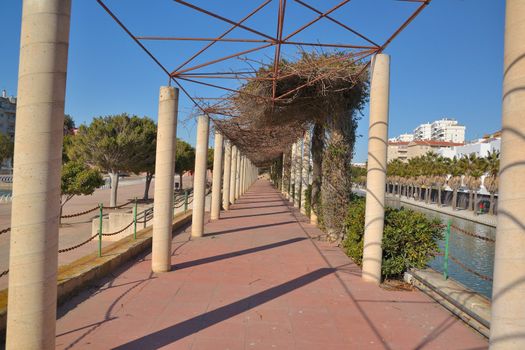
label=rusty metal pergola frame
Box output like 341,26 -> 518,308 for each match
95,0 -> 431,118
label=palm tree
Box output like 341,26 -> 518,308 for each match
422,152 -> 437,204
433,156 -> 449,207
484,150 -> 500,215
447,157 -> 463,211
462,154 -> 487,212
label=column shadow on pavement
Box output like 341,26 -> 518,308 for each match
112,268 -> 335,350
172,237 -> 306,270
204,220 -> 297,237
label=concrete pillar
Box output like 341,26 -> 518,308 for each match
294,140 -> 302,208
229,146 -> 238,204
244,158 -> 248,192
222,140 -> 232,210
281,153 -> 286,193
6,2 -> 71,349
290,143 -> 296,203
151,86 -> 179,273
191,115 -> 210,237
248,161 -> 252,188
309,157 -> 318,225
210,131 -> 224,220
361,54 -> 390,284
301,130 -> 311,214
239,156 -> 245,196
490,2 -> 525,348
235,151 -> 241,199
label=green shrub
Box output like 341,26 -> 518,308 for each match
343,197 -> 442,279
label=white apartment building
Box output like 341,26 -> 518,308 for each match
389,133 -> 414,143
436,137 -> 500,159
431,118 -> 465,143
390,118 -> 466,145
414,123 -> 432,140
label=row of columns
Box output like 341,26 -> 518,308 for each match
281,130 -> 312,220
190,116 -> 258,238
5,0 -> 524,348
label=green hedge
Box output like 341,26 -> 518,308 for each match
342,197 -> 443,279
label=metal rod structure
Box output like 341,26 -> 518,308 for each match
172,0 -> 276,41
96,0 -> 431,128
293,0 -> 380,47
171,0 -> 274,73
284,0 -> 352,42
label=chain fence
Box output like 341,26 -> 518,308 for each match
450,224 -> 495,243
0,187 -> 202,279
436,220 -> 494,285
58,234 -> 99,253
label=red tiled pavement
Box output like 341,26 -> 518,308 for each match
55,180 -> 488,350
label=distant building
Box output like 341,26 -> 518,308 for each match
436,136 -> 501,159
414,123 -> 432,140
0,90 -> 16,139
389,133 -> 414,143
402,118 -> 466,143
430,118 -> 465,143
387,141 -> 409,162
388,140 -> 463,162
406,140 -> 463,160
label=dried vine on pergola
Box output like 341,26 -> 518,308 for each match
207,50 -> 368,165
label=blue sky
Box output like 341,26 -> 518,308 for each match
0,0 -> 504,162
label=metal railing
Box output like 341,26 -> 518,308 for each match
439,220 -> 494,283
0,188 -> 201,279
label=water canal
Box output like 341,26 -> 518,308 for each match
385,197 -> 495,298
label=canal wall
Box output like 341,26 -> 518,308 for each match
385,194 -> 497,228
353,187 -> 497,227
405,268 -> 491,338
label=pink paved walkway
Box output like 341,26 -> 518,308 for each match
55,180 -> 487,350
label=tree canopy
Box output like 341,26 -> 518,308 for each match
127,117 -> 157,199
175,139 -> 195,189
68,114 -> 147,206
0,134 -> 14,166
61,161 -> 104,209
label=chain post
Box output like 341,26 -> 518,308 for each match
443,219 -> 451,280
133,197 -> 138,240
184,189 -> 189,212
98,203 -> 103,257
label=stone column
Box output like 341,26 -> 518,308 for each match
289,143 -> 296,203
235,151 -> 241,199
301,130 -> 311,215
151,86 -> 179,273
222,140 -> 232,210
281,153 -> 286,193
229,146 -> 238,204
244,158 -> 248,192
6,2 -> 71,349
361,54 -> 390,284
210,131 -> 224,220
490,2 -> 525,348
248,161 -> 252,187
239,156 -> 245,196
191,115 -> 210,237
309,162 -> 318,225
294,140 -> 302,208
